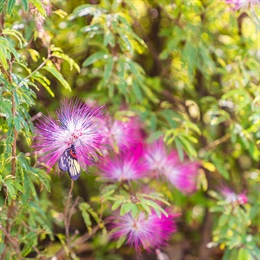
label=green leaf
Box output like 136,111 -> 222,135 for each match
175,138 -> 184,162
0,37 -> 20,62
42,65 -> 71,92
211,154 -> 229,180
119,202 -> 132,216
131,204 -> 139,218
103,56 -> 114,83
32,73 -> 54,97
119,33 -> 133,54
4,179 -> 16,200
101,189 -> 115,200
139,202 -> 151,215
140,198 -> 168,217
140,82 -> 159,103
0,0 -> 6,13
70,4 -> 106,20
88,208 -> 99,224
21,232 -> 37,257
30,0 -> 46,16
0,98 -> 12,118
7,0 -> 15,15
79,203 -> 92,233
0,46 -> 8,70
22,170 -> 30,203
2,29 -> 26,48
13,116 -> 22,131
81,24 -> 101,33
218,213 -> 229,227
104,30 -> 115,47
17,155 -> 30,171
132,81 -> 142,101
238,248 -> 251,260
111,199 -> 123,211
139,194 -> 170,206
21,0 -> 28,11
82,51 -> 107,67
28,48 -> 40,62
116,235 -> 126,249
178,135 -> 197,158
33,169 -> 51,192
52,52 -> 80,73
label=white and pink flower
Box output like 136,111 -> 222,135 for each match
108,211 -> 178,252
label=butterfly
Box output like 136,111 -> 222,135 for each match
58,144 -> 81,180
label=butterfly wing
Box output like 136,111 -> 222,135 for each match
67,156 -> 81,181
58,146 -> 81,181
58,148 -> 70,172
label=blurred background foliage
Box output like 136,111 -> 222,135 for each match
0,0 -> 259,259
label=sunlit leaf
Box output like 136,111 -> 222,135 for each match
42,65 -> 71,91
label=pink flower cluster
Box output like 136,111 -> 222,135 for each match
34,100 -> 200,190
98,117 -> 200,194
96,114 -> 200,252
34,102 -> 198,253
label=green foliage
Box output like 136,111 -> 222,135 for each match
210,202 -> 260,259
0,0 -> 46,15
103,185 -> 170,218
0,0 -> 259,258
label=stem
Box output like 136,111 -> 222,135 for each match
198,209 -> 213,259
0,15 -> 3,34
11,93 -> 17,176
1,57 -> 22,260
199,133 -> 231,155
17,48 -> 52,88
64,179 -> 74,242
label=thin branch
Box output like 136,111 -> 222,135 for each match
17,47 -> 52,88
0,14 -> 4,33
11,94 -> 17,176
64,179 -> 74,242
67,196 -> 80,231
200,133 -> 231,153
198,209 -> 213,259
31,112 -> 43,122
0,226 -> 21,258
1,53 -> 19,260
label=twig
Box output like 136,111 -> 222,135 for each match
1,50 -> 20,260
64,179 -> 74,242
198,209 -> 213,260
11,95 -> 17,176
67,196 -> 80,231
200,133 -> 231,154
0,14 -> 4,33
17,47 -> 52,88
0,226 -> 21,257
31,112 -> 43,122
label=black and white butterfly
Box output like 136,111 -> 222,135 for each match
58,144 -> 81,180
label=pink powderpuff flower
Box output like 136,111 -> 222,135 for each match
143,139 -> 200,193
220,187 -> 248,205
143,139 -> 168,175
98,152 -> 147,181
108,211 -> 178,252
109,116 -> 143,152
164,151 -> 200,194
34,99 -> 106,180
226,0 -> 260,9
